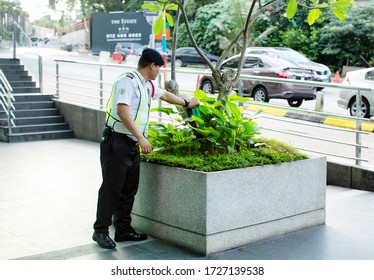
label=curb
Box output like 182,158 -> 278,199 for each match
247,104 -> 374,133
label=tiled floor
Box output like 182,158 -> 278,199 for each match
1,139 -> 374,260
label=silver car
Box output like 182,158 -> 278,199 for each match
246,47 -> 331,89
199,54 -> 316,107
337,67 -> 374,118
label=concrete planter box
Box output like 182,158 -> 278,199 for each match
132,157 -> 326,255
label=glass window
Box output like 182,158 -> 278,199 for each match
365,70 -> 374,81
244,57 -> 260,68
222,57 -> 240,69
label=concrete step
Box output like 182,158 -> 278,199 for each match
0,58 -> 20,65
4,123 -> 70,134
12,94 -> 54,102
1,116 -> 65,126
1,69 -> 28,76
9,81 -> 36,87
4,75 -> 32,82
13,101 -> 55,110
0,64 -> 24,71
7,130 -> 74,143
12,87 -> 41,94
0,108 -> 59,119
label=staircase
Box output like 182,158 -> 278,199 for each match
0,58 -> 74,142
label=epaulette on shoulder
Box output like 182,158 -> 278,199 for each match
125,72 -> 135,79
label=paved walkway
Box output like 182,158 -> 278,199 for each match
1,139 -> 374,260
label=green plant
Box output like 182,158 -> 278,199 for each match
147,90 -> 261,156
141,137 -> 308,171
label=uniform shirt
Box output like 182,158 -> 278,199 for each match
110,70 -> 164,140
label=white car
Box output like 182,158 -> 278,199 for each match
337,67 -> 374,118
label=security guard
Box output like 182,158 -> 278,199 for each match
93,48 -> 199,249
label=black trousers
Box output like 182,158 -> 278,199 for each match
93,130 -> 140,234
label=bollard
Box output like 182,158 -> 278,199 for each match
333,71 -> 340,83
315,91 -> 324,112
196,74 -> 201,90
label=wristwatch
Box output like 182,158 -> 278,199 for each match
183,99 -> 190,108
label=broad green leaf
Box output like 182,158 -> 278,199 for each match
332,4 -> 349,15
151,106 -> 176,115
194,127 -> 212,136
218,126 -> 234,134
248,109 -> 263,119
153,16 -> 163,35
308,9 -> 321,25
194,89 -> 207,99
165,4 -> 178,11
207,127 -> 220,138
200,97 -> 217,104
141,3 -> 161,12
228,95 -> 250,103
191,115 -> 206,125
332,7 -> 346,20
335,0 -> 352,7
147,129 -> 158,137
227,101 -> 241,120
167,123 -> 175,131
166,12 -> 174,27
319,3 -> 328,8
211,107 -> 226,123
152,146 -> 164,152
286,0 -> 297,19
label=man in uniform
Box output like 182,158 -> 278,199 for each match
93,48 -> 199,249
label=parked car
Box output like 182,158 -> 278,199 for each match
167,47 -> 220,67
199,54 -> 316,107
246,47 -> 331,90
114,42 -> 142,60
337,67 -> 374,118
134,44 -> 171,56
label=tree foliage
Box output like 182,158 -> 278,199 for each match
318,6 -> 374,69
0,0 -> 27,41
142,0 -> 354,101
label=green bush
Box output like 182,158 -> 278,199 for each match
147,90 -> 261,155
141,90 -> 308,171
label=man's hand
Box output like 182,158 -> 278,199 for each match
188,97 -> 199,109
137,135 -> 152,154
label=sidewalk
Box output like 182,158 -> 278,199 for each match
1,139 -> 374,260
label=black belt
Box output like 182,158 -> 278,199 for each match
111,130 -> 139,146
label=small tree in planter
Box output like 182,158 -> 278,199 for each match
140,0 -> 353,167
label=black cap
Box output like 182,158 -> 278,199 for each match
142,48 -> 164,66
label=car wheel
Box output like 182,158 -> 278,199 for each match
201,80 -> 214,94
349,97 -> 370,118
175,58 -> 184,67
287,99 -> 303,107
253,86 -> 269,102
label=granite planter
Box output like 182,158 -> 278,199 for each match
132,156 -> 326,255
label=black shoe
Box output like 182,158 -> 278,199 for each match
115,231 -> 147,242
92,232 -> 116,249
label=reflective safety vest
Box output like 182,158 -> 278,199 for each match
105,71 -> 154,137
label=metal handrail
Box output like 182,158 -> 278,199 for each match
0,70 -> 16,132
53,59 -> 373,165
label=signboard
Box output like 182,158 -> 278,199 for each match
90,12 -> 152,55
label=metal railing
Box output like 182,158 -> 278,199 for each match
0,70 -> 16,133
53,59 -> 373,165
